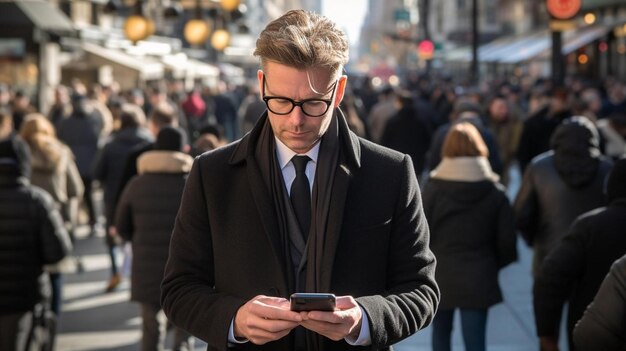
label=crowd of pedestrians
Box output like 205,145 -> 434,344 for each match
0,50 -> 625,350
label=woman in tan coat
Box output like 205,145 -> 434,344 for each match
19,113 -> 84,316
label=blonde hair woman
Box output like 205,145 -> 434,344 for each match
423,122 -> 517,351
19,113 -> 84,316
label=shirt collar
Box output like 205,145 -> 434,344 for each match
274,137 -> 320,170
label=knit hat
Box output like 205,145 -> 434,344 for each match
551,116 -> 601,189
0,136 -> 31,179
155,126 -> 188,152
607,157 -> 626,203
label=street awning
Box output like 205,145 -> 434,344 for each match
81,42 -> 164,81
161,53 -> 219,80
444,20 -> 621,65
562,18 -> 626,54
0,0 -> 74,34
498,34 -> 551,64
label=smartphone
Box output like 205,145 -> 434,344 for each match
290,293 -> 336,312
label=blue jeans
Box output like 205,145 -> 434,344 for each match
432,308 -> 488,351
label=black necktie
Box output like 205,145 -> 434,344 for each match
290,155 -> 311,240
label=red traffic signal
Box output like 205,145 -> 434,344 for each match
418,40 -> 434,59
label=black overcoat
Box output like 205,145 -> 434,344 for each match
161,112 -> 439,351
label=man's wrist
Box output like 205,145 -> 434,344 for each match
348,319 -> 362,340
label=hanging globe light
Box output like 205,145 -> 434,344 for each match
211,29 -> 230,51
124,15 -> 150,43
185,19 -> 211,45
220,0 -> 240,12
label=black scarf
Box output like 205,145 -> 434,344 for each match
254,110 -> 342,351
255,110 -> 340,290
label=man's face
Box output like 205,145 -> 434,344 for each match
258,62 -> 346,154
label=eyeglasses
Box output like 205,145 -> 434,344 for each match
262,75 -> 337,117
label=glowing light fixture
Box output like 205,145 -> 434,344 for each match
220,0 -> 240,12
185,19 -> 211,45
211,29 -> 230,51
584,13 -> 596,25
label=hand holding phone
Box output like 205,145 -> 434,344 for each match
289,293 -> 336,312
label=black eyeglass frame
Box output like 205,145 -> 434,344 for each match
261,75 -> 338,117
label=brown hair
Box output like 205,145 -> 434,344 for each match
120,103 -> 146,130
441,122 -> 489,158
150,103 -> 177,128
254,10 -> 349,78
19,113 -> 63,167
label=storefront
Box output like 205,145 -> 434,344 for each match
0,0 -> 75,113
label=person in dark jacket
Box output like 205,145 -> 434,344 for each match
425,99 -> 503,177
423,122 -> 517,351
516,87 -> 572,173
0,136 -> 72,350
115,127 -> 194,351
533,156 -> 626,351
57,93 -> 104,237
514,115 -> 613,277
113,104 -> 179,216
380,90 -> 432,179
93,103 -> 153,292
573,254 -> 626,350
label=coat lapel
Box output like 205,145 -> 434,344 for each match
229,117 -> 290,290
319,111 -> 361,292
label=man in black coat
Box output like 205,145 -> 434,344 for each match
533,157 -> 626,351
161,10 -> 439,351
0,136 -> 72,350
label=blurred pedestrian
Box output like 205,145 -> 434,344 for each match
423,122 -> 517,351
11,90 -> 35,132
238,84 -> 268,136
517,87 -> 572,173
113,103 -> 179,215
115,126 -> 194,351
182,87 -> 208,143
514,116 -> 613,277
367,86 -> 397,143
380,90 -> 432,179
19,114 -> 84,315
213,81 -> 239,142
93,103 -> 153,292
0,136 -> 72,350
485,95 -> 523,185
47,85 -> 72,126
57,92 -> 104,237
533,156 -> 626,351
426,99 -> 503,177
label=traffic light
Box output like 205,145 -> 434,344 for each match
418,40 -> 434,60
